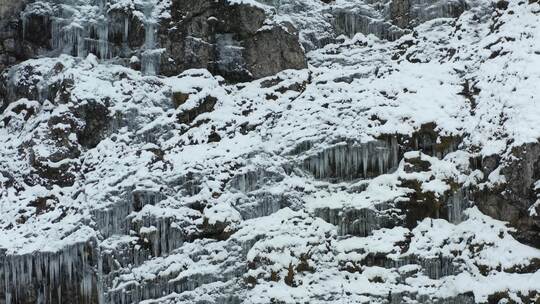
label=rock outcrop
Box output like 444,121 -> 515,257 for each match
472,142 -> 540,247
0,0 -> 307,82
160,0 -> 307,81
0,0 -> 27,72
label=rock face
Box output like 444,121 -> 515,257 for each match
0,0 -> 470,74
0,0 -> 27,71
0,0 -> 307,81
390,0 -> 468,29
390,0 -> 411,28
243,26 -> 307,80
266,0 -> 470,47
472,143 -> 540,247
1,0 -> 540,303
160,0 -> 307,81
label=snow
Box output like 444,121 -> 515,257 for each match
1,0 -> 540,303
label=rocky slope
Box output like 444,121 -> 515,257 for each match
1,0 -> 540,303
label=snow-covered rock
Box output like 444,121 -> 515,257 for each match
1,0 -> 540,303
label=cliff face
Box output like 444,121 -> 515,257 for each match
1,0 -> 540,303
0,0 -> 25,71
0,0 -> 307,81
0,0 -> 468,78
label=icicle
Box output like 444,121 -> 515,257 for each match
76,26 -> 86,58
21,13 -> 28,41
446,189 -> 469,224
304,139 -> 401,181
124,16 -> 129,44
362,145 -> 369,178
141,21 -> 161,76
98,20 -> 109,59
51,18 -> 61,50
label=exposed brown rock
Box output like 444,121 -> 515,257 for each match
472,142 -> 540,248
160,0 -> 307,81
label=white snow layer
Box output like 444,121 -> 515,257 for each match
1,0 -> 540,303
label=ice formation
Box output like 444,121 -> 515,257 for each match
20,0 -> 168,75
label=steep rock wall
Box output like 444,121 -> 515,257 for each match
0,0 -> 307,81
0,0 -> 27,72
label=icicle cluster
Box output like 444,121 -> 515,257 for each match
303,139 -> 400,181
20,0 -> 164,75
0,242 -> 99,304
